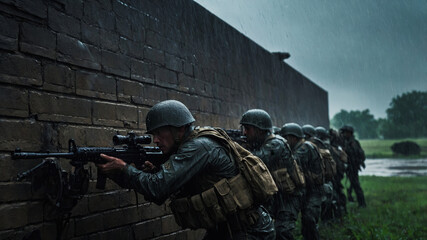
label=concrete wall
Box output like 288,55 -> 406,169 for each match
0,0 -> 328,239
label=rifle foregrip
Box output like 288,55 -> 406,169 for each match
96,173 -> 107,189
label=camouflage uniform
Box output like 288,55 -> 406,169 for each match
251,134 -> 302,240
308,137 -> 335,223
292,140 -> 323,240
328,133 -> 348,218
116,127 -> 276,239
342,134 -> 366,207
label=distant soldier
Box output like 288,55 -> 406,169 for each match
241,110 -> 303,240
316,126 -> 348,220
328,128 -> 348,217
281,123 -> 323,240
340,125 -> 367,207
302,125 -> 335,223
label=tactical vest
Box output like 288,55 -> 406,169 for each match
268,136 -> 305,194
308,140 -> 337,182
169,127 -> 278,229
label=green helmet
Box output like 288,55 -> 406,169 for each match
302,124 -> 316,138
340,125 -> 354,133
240,109 -> 273,131
273,126 -> 281,134
146,100 -> 195,134
315,126 -> 329,140
280,123 -> 304,138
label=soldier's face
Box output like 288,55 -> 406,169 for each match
242,125 -> 257,143
152,127 -> 176,155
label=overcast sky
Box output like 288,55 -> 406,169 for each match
194,0 -> 427,119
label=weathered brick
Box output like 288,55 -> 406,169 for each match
101,50 -> 130,78
140,202 -> 169,221
177,73 -> 195,94
88,191 -> 121,213
0,53 -> 42,86
156,231 -> 187,240
103,206 -> 140,229
30,91 -> 92,124
141,85 -> 168,107
62,0 -> 83,19
119,37 -> 144,59
133,218 -> 162,240
183,62 -> 194,77
100,29 -> 119,52
0,119 -> 44,151
146,30 -> 162,49
116,16 -> 132,39
82,22 -> 101,47
0,15 -> 18,51
187,229 -> 207,240
0,86 -> 28,117
13,0 -> 47,19
130,59 -> 155,83
0,203 -> 30,230
0,182 -> 32,203
138,106 -> 150,130
165,53 -> 182,72
91,226 -> 133,240
20,22 -> 56,59
83,1 -> 115,31
161,215 -> 182,235
48,6 -> 80,38
76,71 -> 116,101
117,78 -> 144,103
43,63 -> 75,94
75,213 -> 104,235
92,101 -> 138,128
57,33 -> 101,70
144,46 -> 165,65
155,67 -> 177,88
56,125 -> 116,148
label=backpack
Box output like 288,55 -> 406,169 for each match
309,140 -> 337,182
189,127 -> 278,203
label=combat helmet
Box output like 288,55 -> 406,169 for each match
280,123 -> 304,138
315,126 -> 329,140
340,125 -> 354,133
302,124 -> 316,138
146,100 -> 195,134
240,109 -> 273,131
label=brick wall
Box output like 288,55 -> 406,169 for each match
0,0 -> 328,239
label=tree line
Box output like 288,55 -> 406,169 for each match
330,90 -> 427,139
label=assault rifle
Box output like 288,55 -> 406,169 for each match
13,132 -> 165,211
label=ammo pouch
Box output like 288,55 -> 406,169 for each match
306,171 -> 324,186
170,173 -> 254,229
291,159 -> 306,189
272,168 -> 296,194
318,148 -> 337,182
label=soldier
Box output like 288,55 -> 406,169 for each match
240,109 -> 303,240
340,125 -> 366,207
327,128 -> 348,217
316,126 -> 348,220
97,100 -> 276,240
280,123 -> 323,240
302,125 -> 334,223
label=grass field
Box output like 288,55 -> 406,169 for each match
359,138 -> 427,158
294,176 -> 427,239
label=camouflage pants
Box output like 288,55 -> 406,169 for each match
347,169 -> 366,207
301,187 -> 322,240
275,195 -> 301,240
320,181 -> 334,222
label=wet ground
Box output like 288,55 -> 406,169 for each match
360,158 -> 427,177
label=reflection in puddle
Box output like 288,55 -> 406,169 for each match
360,159 -> 427,177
